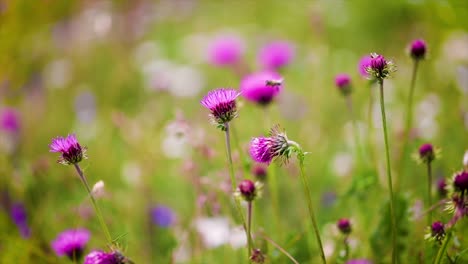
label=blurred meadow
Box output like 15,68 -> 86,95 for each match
1,0 -> 468,263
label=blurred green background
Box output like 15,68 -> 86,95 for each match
1,0 -> 468,263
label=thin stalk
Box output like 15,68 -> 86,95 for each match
298,155 -> 326,264
224,123 -> 253,259
433,231 -> 452,264
399,60 -> 419,178
378,80 -> 397,264
260,232 -> 300,264
73,164 -> 113,245
343,236 -> 350,261
247,202 -> 253,255
346,95 -> 364,163
427,162 -> 433,226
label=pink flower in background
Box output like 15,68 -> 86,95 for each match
240,71 -> 283,106
207,34 -> 245,67
51,228 -> 90,260
1,107 -> 20,134
258,41 -> 295,70
358,55 -> 372,78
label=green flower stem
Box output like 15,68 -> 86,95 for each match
378,80 -> 397,264
297,154 -> 326,264
433,231 -> 452,264
259,232 -> 300,264
398,59 -> 419,182
247,201 -> 253,255
346,95 -> 365,164
73,164 -> 113,246
224,123 -> 253,259
343,236 -> 350,262
427,162 -> 433,226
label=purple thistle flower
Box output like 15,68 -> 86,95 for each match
366,53 -> 395,81
151,205 -> 176,228
200,88 -> 240,129
249,125 -> 297,165
1,107 -> 20,134
418,143 -> 435,163
257,41 -> 295,70
431,221 -> 445,238
358,55 -> 372,78
237,179 -> 257,202
49,134 -> 87,165
334,73 -> 352,96
51,228 -> 90,260
337,218 -> 352,235
83,250 -> 121,264
409,39 -> 427,60
454,171 -> 468,192
240,71 -> 283,106
207,34 -> 245,67
346,259 -> 373,264
10,202 -> 31,238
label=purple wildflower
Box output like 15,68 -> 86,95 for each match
431,221 -> 445,238
49,134 -> 87,165
151,205 -> 176,228
346,259 -> 373,264
257,41 -> 295,70
437,178 -> 447,197
252,164 -> 267,181
454,171 -> 468,192
337,218 -> 352,235
10,203 -> 30,238
51,228 -> 90,260
366,53 -> 395,81
240,71 -> 283,106
409,39 -> 427,60
418,143 -> 435,163
83,250 -> 120,264
236,179 -> 259,202
1,107 -> 20,133
207,34 -> 245,67
249,126 -> 297,165
200,88 -> 240,129
358,55 -> 372,78
334,73 -> 352,96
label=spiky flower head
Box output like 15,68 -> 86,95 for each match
249,125 -> 300,165
409,39 -> 427,60
334,73 -> 352,96
201,88 -> 240,130
365,53 -> 395,81
240,71 -> 283,106
453,171 -> 468,193
337,218 -> 352,235
83,250 -> 130,264
234,179 -> 263,202
424,221 -> 445,244
413,143 -> 439,165
51,228 -> 90,260
49,134 -> 87,165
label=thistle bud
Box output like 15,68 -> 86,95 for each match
337,218 -> 352,235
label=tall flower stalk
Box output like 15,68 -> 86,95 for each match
249,126 -> 326,264
49,134 -> 113,246
415,143 -> 438,225
366,53 -> 397,264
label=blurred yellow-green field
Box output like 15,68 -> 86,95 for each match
1,1 -> 468,263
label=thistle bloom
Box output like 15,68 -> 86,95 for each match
257,41 -> 294,70
334,73 -> 352,96
358,55 -> 372,78
418,143 -> 435,163
235,179 -> 262,202
337,218 -> 352,235
1,107 -> 20,134
51,228 -> 90,260
10,203 -> 30,238
200,88 -> 240,129
453,171 -> 468,192
83,250 -> 125,264
366,53 -> 395,81
249,126 -> 297,165
409,39 -> 427,60
151,205 -> 176,228
207,34 -> 245,67
240,71 -> 283,106
49,134 -> 87,165
425,221 -> 445,244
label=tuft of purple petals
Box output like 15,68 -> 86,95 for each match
51,228 -> 90,260
49,134 -> 87,165
83,250 -> 120,264
240,71 -> 283,106
200,88 -> 240,128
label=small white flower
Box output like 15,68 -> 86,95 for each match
91,180 -> 105,198
195,217 -> 230,248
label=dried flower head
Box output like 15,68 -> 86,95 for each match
201,88 -> 240,130
234,179 -> 263,202
49,134 -> 87,165
365,53 -> 395,81
249,125 -> 300,165
409,39 -> 427,60
250,248 -> 266,263
334,73 -> 352,96
51,228 -> 90,260
424,221 -> 445,244
337,218 -> 352,235
240,71 -> 283,106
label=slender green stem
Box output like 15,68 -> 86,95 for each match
247,202 -> 253,255
346,95 -> 364,164
73,164 -> 113,245
378,80 -> 397,264
399,60 -> 419,180
433,231 -> 452,264
259,232 -> 300,264
343,236 -> 350,261
298,155 -> 326,264
427,162 -> 433,226
224,123 -> 253,260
